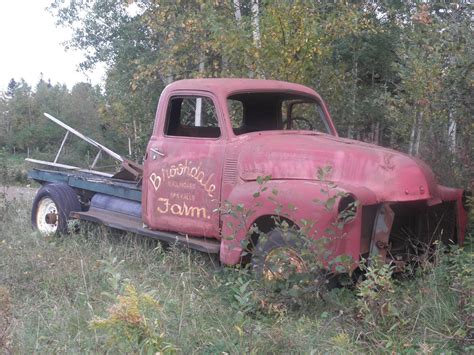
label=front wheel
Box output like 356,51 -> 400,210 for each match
31,183 -> 81,235
251,229 -> 307,281
251,228 -> 337,289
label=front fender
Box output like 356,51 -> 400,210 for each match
219,179 -> 373,266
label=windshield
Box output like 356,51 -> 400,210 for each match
227,92 -> 330,135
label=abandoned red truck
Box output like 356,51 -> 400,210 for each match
28,78 -> 469,274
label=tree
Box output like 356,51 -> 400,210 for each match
6,79 -> 19,99
45,0 -> 472,187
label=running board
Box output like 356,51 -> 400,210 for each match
71,208 -> 220,254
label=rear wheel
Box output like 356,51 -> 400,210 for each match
32,183 -> 81,235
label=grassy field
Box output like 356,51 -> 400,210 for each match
0,194 -> 472,354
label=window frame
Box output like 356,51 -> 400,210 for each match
224,89 -> 337,137
162,93 -> 224,141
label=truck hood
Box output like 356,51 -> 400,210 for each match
237,131 -> 439,202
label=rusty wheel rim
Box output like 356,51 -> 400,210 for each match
262,247 -> 306,281
36,197 -> 58,235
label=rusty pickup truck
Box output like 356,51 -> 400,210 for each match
28,78 -> 469,272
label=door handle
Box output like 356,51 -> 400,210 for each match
150,147 -> 165,159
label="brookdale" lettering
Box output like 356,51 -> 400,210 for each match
149,160 -> 216,197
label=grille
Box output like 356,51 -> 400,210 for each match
223,159 -> 238,185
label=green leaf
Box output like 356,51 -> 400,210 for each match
325,197 -> 336,210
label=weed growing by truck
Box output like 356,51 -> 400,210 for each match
221,168 -> 362,306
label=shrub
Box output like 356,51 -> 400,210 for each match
90,284 -> 174,353
90,254 -> 175,353
221,171 -> 356,311
355,258 -> 398,328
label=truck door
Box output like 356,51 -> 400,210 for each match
143,94 -> 225,238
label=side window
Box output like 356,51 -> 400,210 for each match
165,96 -> 220,138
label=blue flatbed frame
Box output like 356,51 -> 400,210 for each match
28,168 -> 142,202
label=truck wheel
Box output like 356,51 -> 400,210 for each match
31,183 -> 81,235
251,229 -> 307,281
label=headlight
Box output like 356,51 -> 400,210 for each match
337,194 -> 358,224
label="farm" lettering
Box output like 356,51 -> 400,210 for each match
156,198 -> 209,219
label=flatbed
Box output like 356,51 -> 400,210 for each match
29,168 -> 142,202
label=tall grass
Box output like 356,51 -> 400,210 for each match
0,194 -> 472,353
0,152 -> 29,186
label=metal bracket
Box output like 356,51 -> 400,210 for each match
369,203 -> 395,262
25,112 -> 124,176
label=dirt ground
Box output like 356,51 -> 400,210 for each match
0,186 -> 37,202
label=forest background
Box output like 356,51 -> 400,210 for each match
0,1 -> 472,188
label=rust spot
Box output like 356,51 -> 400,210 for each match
45,212 -> 57,225
381,153 -> 395,171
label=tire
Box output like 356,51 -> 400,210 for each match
251,228 -> 306,281
31,183 -> 81,235
251,228 -> 337,288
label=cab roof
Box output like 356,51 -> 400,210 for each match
164,78 -> 320,98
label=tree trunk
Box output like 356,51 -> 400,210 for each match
351,53 -> 358,139
132,117 -> 138,154
448,110 -> 457,154
409,126 -> 415,155
390,128 -> 395,147
347,125 -> 353,139
414,111 -> 422,156
233,0 -> 242,23
409,109 -> 417,155
195,59 -> 206,127
250,0 -> 263,78
374,121 -> 380,145
251,0 -> 261,49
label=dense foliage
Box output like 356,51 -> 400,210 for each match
0,1 -> 472,187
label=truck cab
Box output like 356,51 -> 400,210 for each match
142,79 -> 334,236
